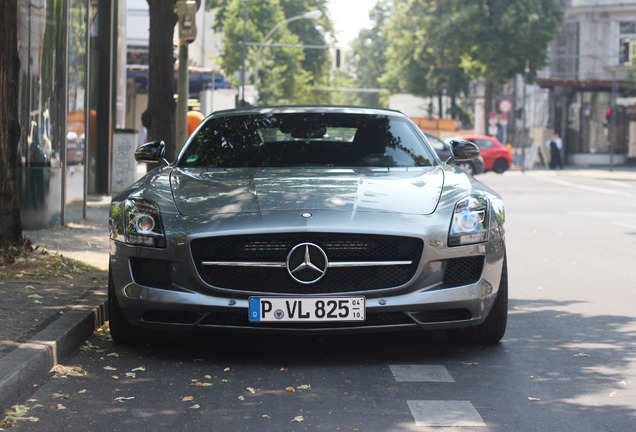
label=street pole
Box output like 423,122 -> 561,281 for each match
177,43 -> 189,150
521,60 -> 528,173
610,72 -> 617,172
240,0 -> 247,107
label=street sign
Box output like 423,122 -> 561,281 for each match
489,111 -> 497,125
499,99 -> 512,113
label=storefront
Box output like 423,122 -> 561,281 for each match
16,0 -> 119,229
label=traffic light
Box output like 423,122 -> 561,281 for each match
606,108 -> 612,123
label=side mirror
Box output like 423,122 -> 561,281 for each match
135,141 -> 169,165
448,139 -> 480,162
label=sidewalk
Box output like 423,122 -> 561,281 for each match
1,164 -> 635,411
0,197 -> 110,411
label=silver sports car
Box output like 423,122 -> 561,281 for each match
109,106 -> 507,344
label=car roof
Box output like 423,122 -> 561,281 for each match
208,105 -> 408,118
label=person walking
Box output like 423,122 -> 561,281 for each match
547,132 -> 563,169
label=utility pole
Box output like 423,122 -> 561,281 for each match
240,0 -> 247,107
521,60 -> 529,173
176,0 -> 198,150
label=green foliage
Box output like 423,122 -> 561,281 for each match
208,0 -> 332,105
374,0 -> 562,123
349,1 -> 392,107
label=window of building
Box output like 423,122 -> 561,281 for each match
620,21 -> 636,34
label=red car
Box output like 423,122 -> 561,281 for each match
446,135 -> 511,174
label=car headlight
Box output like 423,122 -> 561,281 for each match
124,199 -> 166,248
449,196 -> 489,246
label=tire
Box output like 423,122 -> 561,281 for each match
108,268 -> 145,345
446,254 -> 508,344
493,158 -> 509,174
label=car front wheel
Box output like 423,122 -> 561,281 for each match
108,268 -> 145,345
446,254 -> 508,344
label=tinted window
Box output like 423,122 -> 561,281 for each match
178,113 -> 437,168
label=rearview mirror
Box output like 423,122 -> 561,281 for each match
135,141 -> 169,165
448,140 -> 480,162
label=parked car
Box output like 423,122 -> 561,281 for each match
446,135 -> 511,174
424,132 -> 484,175
108,106 -> 508,345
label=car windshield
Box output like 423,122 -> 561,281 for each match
177,112 -> 438,168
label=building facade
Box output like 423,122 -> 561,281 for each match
539,0 -> 636,166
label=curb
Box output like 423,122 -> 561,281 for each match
0,290 -> 107,410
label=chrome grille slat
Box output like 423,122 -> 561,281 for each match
191,233 -> 423,294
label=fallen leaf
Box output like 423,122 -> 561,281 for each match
247,387 -> 256,393
131,366 -> 145,372
49,393 -> 69,399
189,404 -> 200,409
56,404 -> 66,410
618,380 -> 627,386
224,367 -> 231,372
28,294 -> 43,299
112,376 -> 119,380
52,365 -> 85,377
609,392 -> 617,398
238,395 -> 245,401
31,404 -> 44,409
78,390 -> 87,394
182,396 -> 194,402
286,387 -> 296,392
126,372 -> 136,378
574,353 -> 590,357
107,352 -> 120,357
103,366 -> 117,371
262,415 -> 270,419
527,397 -> 541,401
292,416 -> 304,423
296,385 -> 311,390
205,375 -> 212,380
114,397 -> 135,402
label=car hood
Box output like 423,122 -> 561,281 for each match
170,167 -> 444,216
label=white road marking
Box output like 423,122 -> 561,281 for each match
391,365 -> 486,427
538,177 -> 634,198
407,400 -> 486,427
389,364 -> 455,382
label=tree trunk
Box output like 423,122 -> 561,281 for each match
484,78 -> 494,135
0,1 -> 23,244
142,1 -> 178,162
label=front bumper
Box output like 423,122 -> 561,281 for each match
109,233 -> 505,334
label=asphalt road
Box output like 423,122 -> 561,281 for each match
6,170 -> 636,432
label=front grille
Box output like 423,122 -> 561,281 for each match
442,256 -> 484,287
191,234 -> 423,294
199,310 -> 414,329
130,258 -> 172,288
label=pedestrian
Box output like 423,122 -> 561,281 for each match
546,132 -> 563,169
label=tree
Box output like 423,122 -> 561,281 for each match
379,0 -> 562,126
208,0 -> 332,105
142,1 -> 179,162
349,1 -> 392,107
447,0 -> 562,128
0,0 -> 23,244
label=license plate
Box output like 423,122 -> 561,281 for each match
248,296 -> 365,322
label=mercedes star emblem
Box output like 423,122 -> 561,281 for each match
286,243 -> 328,284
